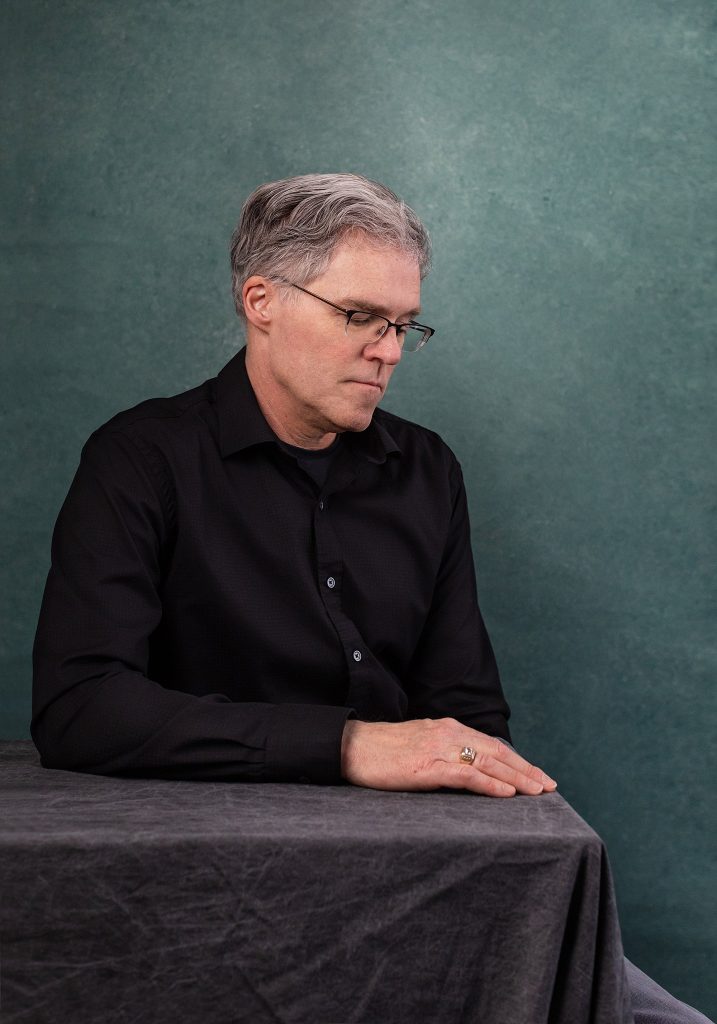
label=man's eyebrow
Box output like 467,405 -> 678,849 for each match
339,296 -> 422,319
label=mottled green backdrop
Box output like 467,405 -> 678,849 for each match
2,0 -> 715,1014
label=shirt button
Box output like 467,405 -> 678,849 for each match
353,650 -> 362,662
326,576 -> 336,589
319,500 -> 324,511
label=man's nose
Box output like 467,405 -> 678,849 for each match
365,325 -> 403,364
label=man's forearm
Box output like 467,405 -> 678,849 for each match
32,660 -> 352,783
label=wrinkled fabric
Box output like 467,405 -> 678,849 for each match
626,960 -> 714,1024
1,742 -> 631,1024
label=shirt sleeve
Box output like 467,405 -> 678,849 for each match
405,454 -> 512,742
31,430 -> 353,783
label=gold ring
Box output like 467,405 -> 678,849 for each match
459,746 -> 477,765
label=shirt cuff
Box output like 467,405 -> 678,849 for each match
265,704 -> 356,784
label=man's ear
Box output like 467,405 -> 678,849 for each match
242,276 -> 276,330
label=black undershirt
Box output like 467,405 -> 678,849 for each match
278,435 -> 342,490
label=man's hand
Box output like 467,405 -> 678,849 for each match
341,719 -> 557,797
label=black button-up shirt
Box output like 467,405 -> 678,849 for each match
32,347 -> 511,783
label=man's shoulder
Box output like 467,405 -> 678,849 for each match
88,377 -> 216,453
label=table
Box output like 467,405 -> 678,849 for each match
0,741 -> 631,1023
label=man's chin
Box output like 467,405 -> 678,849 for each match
331,410 -> 376,434
319,392 -> 385,435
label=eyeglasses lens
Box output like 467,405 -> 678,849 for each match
345,315 -> 426,352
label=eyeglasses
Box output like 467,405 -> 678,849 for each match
281,281 -> 435,353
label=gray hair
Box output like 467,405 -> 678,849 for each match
229,173 -> 431,317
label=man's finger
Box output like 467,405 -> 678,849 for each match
473,737 -> 558,790
471,754 -> 545,795
432,763 -> 517,798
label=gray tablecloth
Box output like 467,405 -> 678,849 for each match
0,741 -> 632,1024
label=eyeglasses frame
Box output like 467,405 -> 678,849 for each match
278,281 -> 435,352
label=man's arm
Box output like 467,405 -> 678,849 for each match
340,456 -> 557,797
32,430 -> 351,782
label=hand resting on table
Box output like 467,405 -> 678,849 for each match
341,718 -> 557,797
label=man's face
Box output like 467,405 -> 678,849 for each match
253,234 -> 422,447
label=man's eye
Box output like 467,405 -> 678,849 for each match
348,313 -> 387,325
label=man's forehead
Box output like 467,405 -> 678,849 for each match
316,237 -> 422,314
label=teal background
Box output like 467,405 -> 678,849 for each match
2,0 -> 715,1014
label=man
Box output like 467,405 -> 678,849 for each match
32,173 -> 711,1023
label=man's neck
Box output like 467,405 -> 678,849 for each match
245,347 -> 337,450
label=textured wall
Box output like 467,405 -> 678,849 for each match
2,0 -> 714,1014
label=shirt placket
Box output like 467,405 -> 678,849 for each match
312,455 -> 407,722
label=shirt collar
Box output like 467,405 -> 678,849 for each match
214,346 -> 402,464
